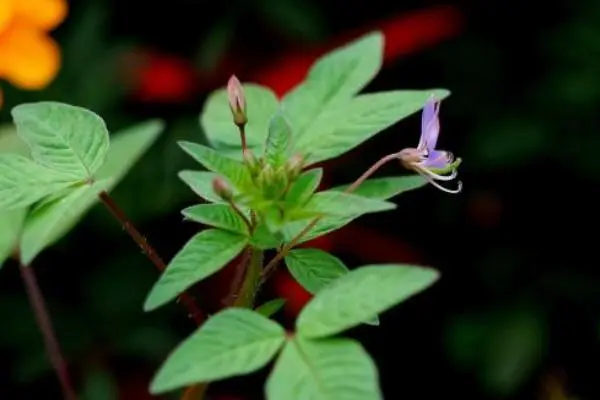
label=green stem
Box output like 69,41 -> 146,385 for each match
234,248 -> 264,308
181,248 -> 263,400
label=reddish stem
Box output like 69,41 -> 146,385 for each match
19,262 -> 78,400
97,191 -> 205,325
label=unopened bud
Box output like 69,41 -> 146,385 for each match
285,153 -> 305,179
227,75 -> 247,126
212,177 -> 233,200
257,164 -> 275,187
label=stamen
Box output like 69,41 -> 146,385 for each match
416,165 -> 457,181
424,175 -> 463,194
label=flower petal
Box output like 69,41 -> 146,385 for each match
422,149 -> 452,169
0,1 -> 13,34
13,0 -> 67,31
419,97 -> 441,151
0,21 -> 60,89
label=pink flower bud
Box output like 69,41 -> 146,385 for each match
212,177 -> 233,200
227,75 -> 247,126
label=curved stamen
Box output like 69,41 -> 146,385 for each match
416,165 -> 458,181
422,173 -> 463,194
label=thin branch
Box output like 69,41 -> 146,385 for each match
97,190 -> 205,325
261,152 -> 402,278
345,151 -> 402,193
19,262 -> 78,400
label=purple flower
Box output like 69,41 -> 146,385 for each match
399,97 -> 462,194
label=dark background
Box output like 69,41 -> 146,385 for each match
1,0 -> 599,399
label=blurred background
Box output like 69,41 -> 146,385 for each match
1,0 -> 599,399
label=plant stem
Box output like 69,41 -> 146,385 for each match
97,190 -> 205,324
234,249 -> 264,308
261,151 -> 402,278
238,124 -> 247,153
19,262 -> 78,400
223,247 -> 252,306
182,248 -> 263,400
345,151 -> 402,193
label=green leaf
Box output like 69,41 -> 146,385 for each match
144,229 -> 247,311
16,120 -> 164,264
333,175 -> 427,200
182,204 -> 248,234
303,190 -> 395,217
282,215 -> 355,244
0,124 -> 30,156
200,84 -> 279,150
285,249 -> 380,326
19,179 -> 112,265
255,298 -> 287,318
264,110 -> 292,166
95,119 -> 163,182
150,308 -> 286,394
0,154 -> 76,210
285,168 -> 322,207
295,89 -> 451,165
266,337 -> 381,400
0,209 -> 26,268
179,141 -> 251,190
285,249 -> 347,294
282,32 -> 383,143
11,102 -> 110,180
178,170 -> 228,204
249,223 -> 283,250
297,264 -> 439,338
281,176 -> 425,244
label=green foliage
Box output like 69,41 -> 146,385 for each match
0,103 -> 164,264
286,249 -> 379,326
264,110 -> 293,167
11,102 -> 110,180
297,265 -> 439,338
20,120 -> 163,264
0,27 -> 450,399
179,141 -> 252,190
266,337 -> 381,400
285,248 -> 348,294
284,168 -> 323,207
0,155 -> 76,210
294,89 -> 450,165
150,308 -> 286,393
255,298 -> 287,318
144,29 -> 451,398
20,179 -> 112,265
144,229 -> 248,311
303,190 -> 395,216
178,170 -> 230,204
182,204 -> 249,234
282,32 -> 383,141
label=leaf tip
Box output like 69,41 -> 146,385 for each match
142,290 -> 164,313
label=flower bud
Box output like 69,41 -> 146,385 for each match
285,153 -> 305,179
212,177 -> 233,201
227,75 -> 247,126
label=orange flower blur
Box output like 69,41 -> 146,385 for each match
0,0 -> 67,107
